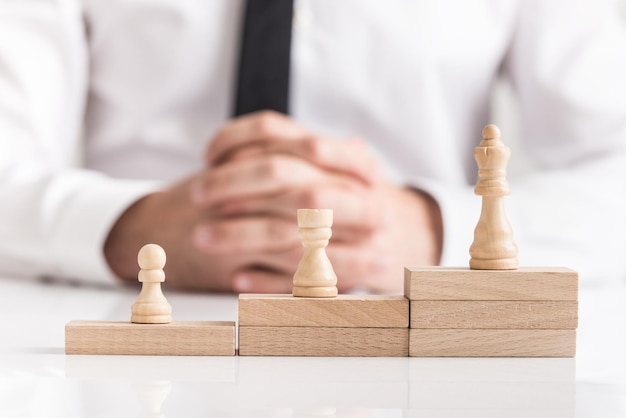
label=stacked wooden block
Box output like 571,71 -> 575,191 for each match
404,267 -> 579,357
238,294 -> 409,356
65,320 -> 235,355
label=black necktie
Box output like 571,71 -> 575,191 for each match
233,0 -> 294,117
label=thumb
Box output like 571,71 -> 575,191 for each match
232,269 -> 294,294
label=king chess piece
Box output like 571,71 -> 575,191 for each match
292,209 -> 338,298
131,244 -> 172,323
469,124 -> 519,270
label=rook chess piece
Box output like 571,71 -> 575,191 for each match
293,209 -> 338,298
131,244 -> 172,324
469,125 -> 519,270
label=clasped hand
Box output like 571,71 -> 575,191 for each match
105,111 -> 441,293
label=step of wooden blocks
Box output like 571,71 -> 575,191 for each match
65,320 -> 236,356
404,267 -> 578,300
404,267 -> 579,357
238,294 -> 409,356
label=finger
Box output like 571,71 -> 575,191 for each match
192,216 -> 300,254
214,186 -> 386,236
192,154 -> 358,207
221,136 -> 381,186
231,268 -> 294,294
192,155 -> 321,207
206,111 -> 381,185
223,143 -> 268,162
206,111 -> 309,165
253,136 -> 382,185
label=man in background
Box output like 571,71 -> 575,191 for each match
1,0 -> 625,293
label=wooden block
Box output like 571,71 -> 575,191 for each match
404,267 -> 578,301
239,326 -> 408,357
410,301 -> 578,329
238,294 -> 408,327
65,320 -> 235,356
409,329 -> 576,357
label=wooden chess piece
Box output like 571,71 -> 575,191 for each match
293,209 -> 338,298
469,125 -> 519,270
131,244 -> 172,323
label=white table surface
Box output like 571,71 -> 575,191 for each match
0,276 -> 624,418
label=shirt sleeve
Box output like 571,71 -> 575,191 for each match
421,0 -> 626,285
0,1 -> 159,284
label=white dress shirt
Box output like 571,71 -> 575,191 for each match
0,0 -> 625,285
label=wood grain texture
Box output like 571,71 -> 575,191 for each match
404,267 -> 578,301
239,294 -> 408,327
410,300 -> 578,329
65,320 -> 235,355
409,329 -> 576,357
239,326 -> 409,357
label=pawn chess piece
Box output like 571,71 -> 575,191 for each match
131,244 -> 172,324
292,209 -> 338,298
469,124 -> 519,270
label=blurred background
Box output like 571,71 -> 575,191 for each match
494,0 -> 626,177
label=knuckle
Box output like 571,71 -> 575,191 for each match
302,136 -> 324,160
210,124 -> 231,148
261,154 -> 304,182
260,155 -> 286,179
254,111 -> 281,137
213,123 -> 228,139
206,130 -> 227,161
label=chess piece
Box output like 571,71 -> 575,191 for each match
131,244 -> 172,323
293,209 -> 338,298
469,125 -> 519,270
